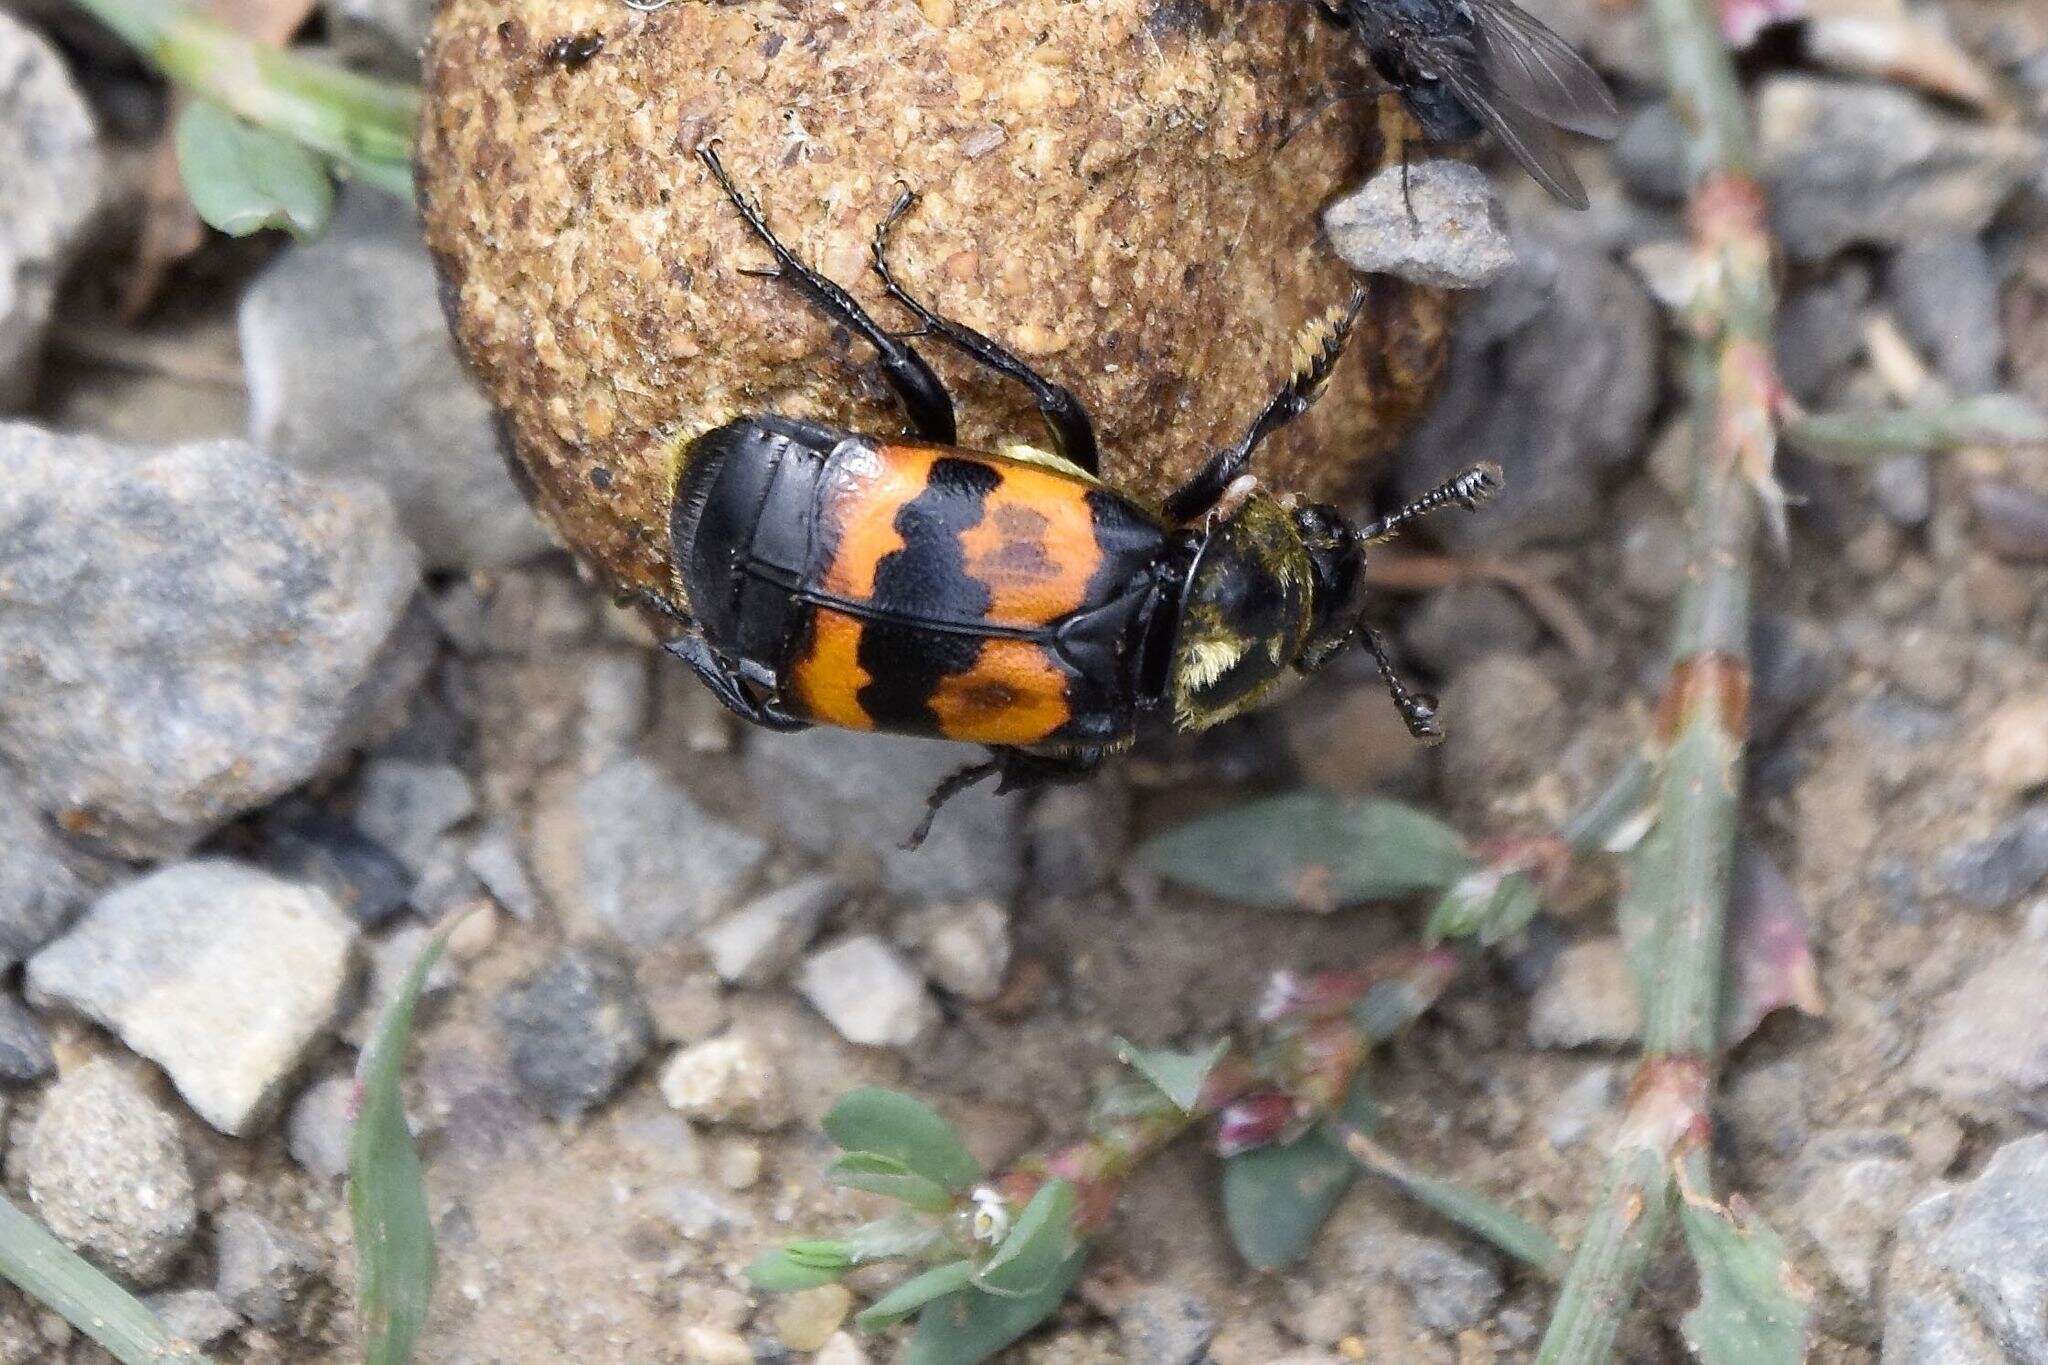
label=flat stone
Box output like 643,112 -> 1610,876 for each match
701,875 -> 845,987
495,944 -> 654,1120
241,192 -> 550,570
1325,161 -> 1514,289
0,426 -> 425,860
796,935 -> 937,1049
27,861 -> 359,1135
213,1208 -> 322,1328
19,1059 -> 196,1286
0,11 -> 101,409
567,757 -> 769,947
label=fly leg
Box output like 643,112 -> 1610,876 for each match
871,187 -> 1101,474
698,144 -> 958,444
1162,284 -> 1369,523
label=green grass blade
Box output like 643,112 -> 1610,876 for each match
351,917 -> 465,1365
0,1193 -> 212,1364
1335,1127 -> 1566,1278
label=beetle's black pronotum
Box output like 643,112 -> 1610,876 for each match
644,145 -> 1501,845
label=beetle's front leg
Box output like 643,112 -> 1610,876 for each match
902,745 -> 1107,849
663,634 -> 811,733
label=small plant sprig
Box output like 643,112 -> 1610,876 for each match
67,0 -> 418,239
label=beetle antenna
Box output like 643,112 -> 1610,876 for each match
1358,463 -> 1502,544
1359,624 -> 1442,745
903,758 -> 1001,850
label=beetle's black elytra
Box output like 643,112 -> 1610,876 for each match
649,145 -> 1502,844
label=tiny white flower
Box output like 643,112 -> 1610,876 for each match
969,1186 -> 1010,1246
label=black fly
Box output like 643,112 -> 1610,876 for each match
1317,0 -> 1620,209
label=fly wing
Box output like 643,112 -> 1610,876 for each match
1467,0 -> 1620,138
1434,49 -> 1592,207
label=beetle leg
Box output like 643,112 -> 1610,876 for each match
1356,462 -> 1503,543
1161,284 -> 1369,523
663,633 -> 811,733
901,746 -> 1106,849
1359,625 -> 1442,744
871,187 -> 1102,475
698,144 -> 958,444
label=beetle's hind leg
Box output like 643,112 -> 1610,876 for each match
871,188 -> 1102,475
697,144 -> 957,444
902,746 -> 1106,849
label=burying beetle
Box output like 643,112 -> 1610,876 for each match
1312,0 -> 1621,209
642,145 -> 1500,846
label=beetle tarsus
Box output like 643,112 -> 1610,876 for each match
1359,462 -> 1503,543
1361,625 -> 1443,744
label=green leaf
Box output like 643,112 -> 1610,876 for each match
1223,1077 -> 1381,1269
1115,1038 -> 1230,1113
1136,793 -> 1474,911
823,1089 -> 983,1192
856,1260 -> 978,1330
1426,866 -> 1544,946
1334,1127 -> 1565,1278
1677,1187 -> 1812,1365
907,1252 -> 1086,1365
748,1247 -> 848,1292
351,914 -> 466,1365
0,1192 -> 212,1364
827,1153 -> 958,1214
175,99 -> 334,239
975,1180 -> 1077,1298
841,1213 -> 946,1265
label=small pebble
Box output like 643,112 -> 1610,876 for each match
701,876 -> 845,987
813,1332 -> 871,1365
714,1140 -> 764,1191
1886,626 -> 1970,705
773,1283 -> 853,1353
285,1073 -> 356,1181
495,945 -> 654,1121
1978,696 -> 2048,797
0,995 -> 54,1083
679,1324 -> 754,1364
1528,939 -> 1642,1049
797,936 -> 938,1049
143,1289 -> 239,1349
1323,161 -> 1514,289
901,902 -> 1012,1002
657,1035 -> 790,1131
214,1208 -> 322,1328
1971,481 -> 2048,563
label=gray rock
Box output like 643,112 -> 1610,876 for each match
1868,455 -> 1933,528
1610,103 -> 1687,204
1390,214 -> 1658,553
27,861 -> 359,1135
1324,161 -> 1514,289
1933,808 -> 2048,911
1884,1134 -> 2048,1364
351,759 -> 475,875
0,994 -> 52,1083
1792,1144 -> 1918,1302
1757,77 -> 2044,262
0,11 -> 100,410
214,1208 -> 322,1329
1887,235 -> 2003,395
1115,1284 -> 1218,1365
258,810 -> 413,929
240,193 -> 549,571
285,1072 -> 355,1181
466,820 -> 542,922
1025,783 -> 1127,898
577,650 -> 652,775
20,1059 -> 196,1286
1402,583 -> 1541,676
1527,938 -> 1642,1050
495,944 -> 654,1120
569,757 -> 768,947
1723,1057 -> 1812,1160
144,1289 -> 240,1349
745,729 -> 1025,905
796,936 -> 937,1049
0,426 -> 426,860
342,922 -> 458,1047
0,765 -> 94,968
1774,265 -> 1873,401
1908,943 -> 2048,1115
1540,1062 -> 1618,1149
1335,1203 -> 1505,1334
702,876 -> 845,987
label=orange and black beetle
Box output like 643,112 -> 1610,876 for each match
649,147 -> 1499,843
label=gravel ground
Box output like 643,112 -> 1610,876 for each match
0,0 -> 2046,1361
